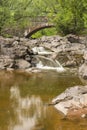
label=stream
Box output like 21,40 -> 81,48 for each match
0,70 -> 87,130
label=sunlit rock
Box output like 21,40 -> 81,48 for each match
79,62 -> 87,79
15,59 -> 31,69
52,86 -> 87,118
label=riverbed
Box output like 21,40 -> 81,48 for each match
0,70 -> 87,130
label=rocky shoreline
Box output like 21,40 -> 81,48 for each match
0,34 -> 87,75
0,34 -> 87,77
0,34 -> 87,69
1,34 -> 87,119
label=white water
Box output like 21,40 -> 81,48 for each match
36,60 -> 65,72
32,46 -> 52,55
32,46 -> 65,72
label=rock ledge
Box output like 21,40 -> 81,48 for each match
52,86 -> 87,119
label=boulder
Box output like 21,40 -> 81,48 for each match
63,60 -> 76,67
83,51 -> 87,60
0,36 -> 37,70
78,50 -> 87,79
52,86 -> 87,118
66,34 -> 80,43
79,63 -> 87,79
0,55 -> 14,69
15,59 -> 31,69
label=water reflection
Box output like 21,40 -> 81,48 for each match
9,86 -> 46,130
0,71 -> 86,130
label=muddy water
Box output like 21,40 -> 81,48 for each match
0,70 -> 87,130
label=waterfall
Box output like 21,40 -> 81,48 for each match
32,46 -> 65,72
32,46 -> 52,55
36,56 -> 65,72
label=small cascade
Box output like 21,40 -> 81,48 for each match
32,46 -> 52,55
32,46 -> 65,72
36,55 -> 65,72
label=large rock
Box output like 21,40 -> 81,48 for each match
66,34 -> 80,43
15,59 -> 31,69
0,55 -> 14,69
52,86 -> 87,118
83,51 -> 87,60
79,63 -> 87,79
79,51 -> 87,79
0,36 -> 37,70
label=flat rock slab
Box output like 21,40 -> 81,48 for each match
52,86 -> 87,118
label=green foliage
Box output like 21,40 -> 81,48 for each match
0,1 -> 10,33
53,0 -> 87,35
0,0 -> 32,36
0,0 -> 87,37
32,28 -> 57,38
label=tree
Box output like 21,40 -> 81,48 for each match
0,0 -> 87,37
0,0 -> 33,36
0,0 -> 10,34
53,0 -> 87,35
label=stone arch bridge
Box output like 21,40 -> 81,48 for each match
24,23 -> 55,38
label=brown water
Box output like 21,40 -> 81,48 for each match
0,70 -> 87,130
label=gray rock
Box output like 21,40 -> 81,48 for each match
79,51 -> 87,79
52,86 -> 87,117
0,34 -> 87,70
15,59 -> 31,69
0,36 -> 37,70
66,34 -> 80,43
0,55 -> 14,69
35,35 -> 86,68
63,60 -> 77,67
79,63 -> 87,79
83,51 -> 87,60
